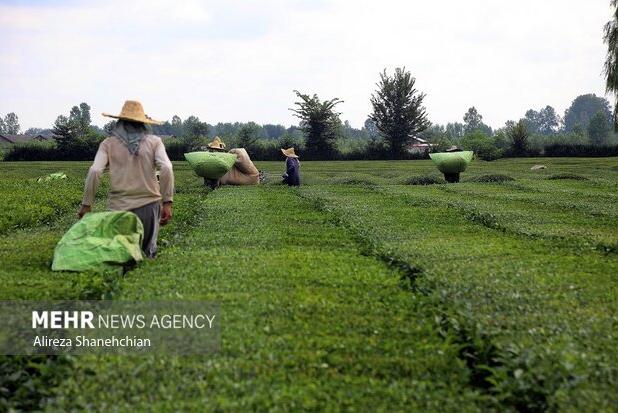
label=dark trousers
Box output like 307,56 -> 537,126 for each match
130,201 -> 161,258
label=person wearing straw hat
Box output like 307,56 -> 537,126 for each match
206,136 -> 226,152
281,147 -> 300,186
78,100 -> 175,258
205,137 -> 261,187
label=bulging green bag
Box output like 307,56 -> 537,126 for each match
184,151 -> 237,179
429,151 -> 474,174
52,212 -> 144,272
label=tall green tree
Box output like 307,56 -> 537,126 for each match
3,113 -> 21,134
236,122 -> 261,148
538,105 -> 560,135
291,90 -> 343,159
463,107 -> 492,135
508,120 -> 529,156
445,122 -> 465,140
563,94 -> 611,132
182,116 -> 209,137
588,110 -> 610,145
363,118 -> 379,138
171,115 -> 183,136
604,0 -> 618,129
370,67 -> 430,157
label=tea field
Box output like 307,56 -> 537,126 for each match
1,158 -> 617,412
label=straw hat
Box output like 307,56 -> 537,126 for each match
281,147 -> 299,158
102,100 -> 163,125
208,137 -> 226,150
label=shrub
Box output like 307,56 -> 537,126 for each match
461,132 -> 503,161
468,174 -> 515,183
546,173 -> 589,181
405,175 -> 446,185
543,144 -> 618,157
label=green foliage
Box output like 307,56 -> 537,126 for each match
0,112 -> 21,134
291,90 -> 343,159
508,120 -> 529,156
0,159 -> 617,410
461,131 -> 503,160
370,67 -> 430,157
563,94 -> 612,132
463,107 -> 492,135
468,174 -> 515,183
236,122 -> 261,149
588,110 -> 611,145
546,173 -> 589,181
53,102 -> 94,151
523,106 -> 560,135
604,0 -> 618,129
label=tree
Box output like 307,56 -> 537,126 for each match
182,116 -> 209,138
236,122 -> 261,148
460,131 -> 502,160
290,90 -> 343,159
0,117 -> 6,134
508,120 -> 529,156
463,107 -> 492,135
24,127 -> 44,135
3,113 -> 20,134
369,67 -> 430,157
52,115 -> 77,150
171,115 -> 183,136
445,122 -> 465,140
563,94 -> 612,132
263,124 -> 286,139
363,117 -> 379,137
538,105 -> 560,135
604,0 -> 618,129
523,109 -> 540,134
588,110 -> 610,145
103,121 -> 117,134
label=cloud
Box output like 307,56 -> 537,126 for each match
0,0 -> 612,130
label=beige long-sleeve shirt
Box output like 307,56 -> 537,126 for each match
82,135 -> 174,211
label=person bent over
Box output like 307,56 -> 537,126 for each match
78,100 -> 175,258
281,147 -> 300,186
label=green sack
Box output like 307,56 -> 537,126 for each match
429,151 -> 474,174
184,151 -> 237,179
37,172 -> 67,183
52,212 -> 144,272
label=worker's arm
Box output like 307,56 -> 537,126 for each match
79,140 -> 108,218
154,138 -> 174,225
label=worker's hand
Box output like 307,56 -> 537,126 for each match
78,205 -> 91,219
160,202 -> 173,226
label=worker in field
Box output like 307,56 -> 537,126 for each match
78,100 -> 174,258
206,136 -> 261,187
281,147 -> 300,186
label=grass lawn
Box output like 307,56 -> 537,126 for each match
1,157 -> 617,412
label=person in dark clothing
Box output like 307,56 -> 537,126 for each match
281,147 -> 300,186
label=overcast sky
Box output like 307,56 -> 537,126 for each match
0,0 -> 613,130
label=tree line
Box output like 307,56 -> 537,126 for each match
2,68 -> 618,161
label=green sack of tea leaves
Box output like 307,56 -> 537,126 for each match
429,151 -> 474,174
184,151 -> 237,179
52,211 -> 144,272
37,172 -> 67,183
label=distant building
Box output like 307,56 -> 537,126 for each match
406,137 -> 433,154
0,134 -> 54,144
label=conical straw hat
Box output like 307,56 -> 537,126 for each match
102,100 -> 163,125
207,137 -> 226,150
281,147 -> 299,158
